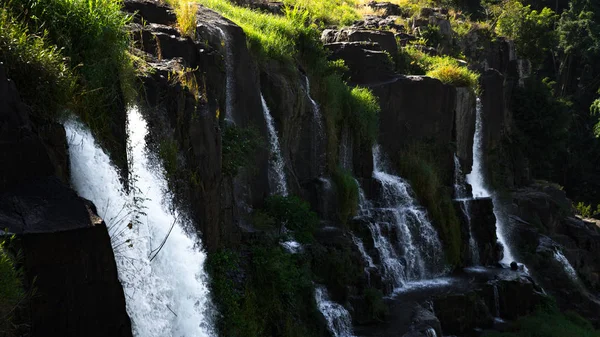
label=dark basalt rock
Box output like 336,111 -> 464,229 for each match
454,197 -> 499,266
123,0 -> 177,25
0,62 -> 132,336
324,42 -> 395,85
322,28 -> 398,57
433,291 -> 494,336
367,1 -> 404,17
454,87 -> 476,171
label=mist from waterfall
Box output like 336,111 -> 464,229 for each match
261,94 -> 288,196
466,98 -> 516,265
65,107 -> 215,337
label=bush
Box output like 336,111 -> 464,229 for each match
254,195 -> 319,243
0,10 -> 74,122
222,125 -> 263,177
332,168 -> 359,225
0,237 -> 25,335
426,63 -> 479,87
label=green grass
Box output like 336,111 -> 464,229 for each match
281,0 -> 359,26
400,46 -> 479,89
4,0 -> 133,165
0,10 -> 74,123
394,143 -> 462,267
483,307 -> 600,337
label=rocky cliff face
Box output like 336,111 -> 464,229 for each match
0,63 -> 132,336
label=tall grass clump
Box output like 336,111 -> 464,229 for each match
0,10 -> 74,122
400,46 -> 479,89
394,143 -> 462,266
165,0 -> 198,37
4,0 -> 132,155
281,0 -> 359,26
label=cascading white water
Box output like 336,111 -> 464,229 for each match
466,98 -> 516,265
352,146 -> 444,289
373,145 -> 445,279
216,27 -> 235,123
553,250 -> 579,282
261,94 -> 288,196
493,283 -> 501,317
454,154 -> 480,265
339,127 -> 353,172
66,108 -> 215,337
314,286 -> 355,337
303,74 -> 326,174
351,233 -> 375,269
425,327 -> 438,337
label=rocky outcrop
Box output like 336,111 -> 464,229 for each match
454,88 -> 476,172
509,183 -> 600,326
324,42 -> 395,85
322,28 -> 398,57
454,197 -> 500,266
0,63 -> 132,336
370,75 -> 456,178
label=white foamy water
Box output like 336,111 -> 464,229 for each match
66,107 -> 214,337
454,154 -> 480,265
351,233 -> 375,269
261,94 -> 288,196
554,250 -> 578,282
303,74 -> 326,175
315,286 -> 355,337
466,98 -> 516,265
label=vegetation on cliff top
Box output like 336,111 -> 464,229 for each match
0,237 -> 26,335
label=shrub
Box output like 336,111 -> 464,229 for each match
0,10 -> 74,122
253,195 -> 319,243
222,125 -> 263,177
0,237 -> 25,334
281,0 -> 360,26
332,168 -> 359,224
165,0 -> 198,37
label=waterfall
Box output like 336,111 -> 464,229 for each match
454,154 -> 480,265
303,74 -> 326,175
352,146 -> 444,289
216,27 -> 235,123
466,98 -> 516,265
65,107 -> 215,337
553,250 -> 579,282
261,94 -> 288,196
351,233 -> 375,269
425,327 -> 438,337
314,286 -> 355,337
339,127 -> 353,172
493,283 -> 501,317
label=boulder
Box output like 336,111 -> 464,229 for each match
322,28 -> 398,57
367,1 -> 404,17
123,0 -> 177,25
433,291 -> 494,336
325,42 -> 395,85
454,197 -> 499,266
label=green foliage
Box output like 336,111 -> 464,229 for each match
557,0 -> 600,63
208,245 -> 321,337
349,87 -> 380,144
281,0 -> 360,26
574,202 -> 600,219
394,143 -> 462,267
254,195 -> 319,243
158,139 -> 178,180
496,1 -> 557,64
0,237 -> 25,334
222,125 -> 263,177
483,306 -> 600,337
420,24 -> 443,48
4,0 -> 132,161
0,10 -> 74,122
511,78 -> 571,180
401,47 -> 479,89
308,243 -> 362,302
332,168 -> 359,225
591,96 -> 600,137
363,288 -> 388,322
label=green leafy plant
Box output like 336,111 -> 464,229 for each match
332,168 -> 359,225
222,125 -> 263,177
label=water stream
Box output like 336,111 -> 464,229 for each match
261,94 -> 288,196
216,27 -> 235,124
466,98 -> 516,265
454,154 -> 480,265
66,107 -> 215,337
553,250 -> 579,282
315,286 -> 355,337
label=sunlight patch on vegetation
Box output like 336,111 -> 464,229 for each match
402,46 -> 479,88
